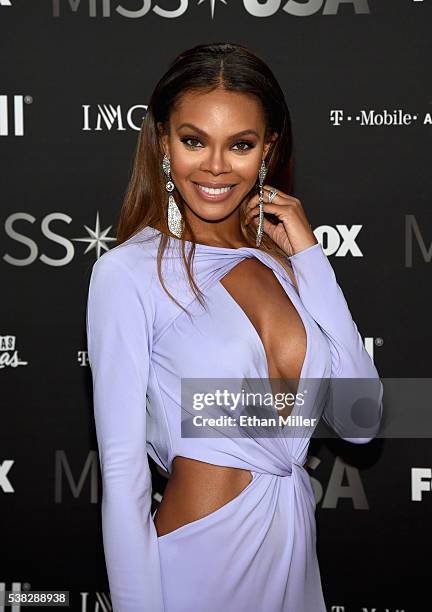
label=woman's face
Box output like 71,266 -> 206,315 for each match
158,87 -> 277,225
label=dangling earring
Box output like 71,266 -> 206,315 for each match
256,159 -> 267,247
162,153 -> 183,238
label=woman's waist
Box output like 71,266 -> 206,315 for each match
153,456 -> 254,537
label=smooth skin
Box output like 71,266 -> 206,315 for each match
154,87 -> 318,538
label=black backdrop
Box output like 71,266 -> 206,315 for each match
1,1 -> 431,611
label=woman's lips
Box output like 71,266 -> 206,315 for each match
192,182 -> 236,202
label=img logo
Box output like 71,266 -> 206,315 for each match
82,103 -> 147,131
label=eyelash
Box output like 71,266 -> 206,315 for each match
180,137 -> 255,152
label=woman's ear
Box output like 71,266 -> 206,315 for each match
157,122 -> 170,158
263,132 -> 278,160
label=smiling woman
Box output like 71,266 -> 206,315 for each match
157,87 -> 278,229
86,42 -> 383,612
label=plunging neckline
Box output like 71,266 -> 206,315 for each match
216,274 -> 310,420
146,225 -> 310,418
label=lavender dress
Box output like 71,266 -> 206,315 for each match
86,225 -> 383,612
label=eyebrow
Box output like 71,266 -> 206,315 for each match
177,123 -> 259,139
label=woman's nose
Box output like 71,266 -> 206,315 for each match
200,149 -> 232,175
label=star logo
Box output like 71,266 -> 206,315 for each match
197,0 -> 227,19
73,212 -> 117,259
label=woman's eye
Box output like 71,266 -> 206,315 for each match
232,141 -> 254,152
180,138 -> 255,152
181,137 -> 202,149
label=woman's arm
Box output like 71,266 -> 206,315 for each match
86,254 -> 164,612
288,242 -> 383,443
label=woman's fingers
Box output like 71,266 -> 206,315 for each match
244,201 -> 294,226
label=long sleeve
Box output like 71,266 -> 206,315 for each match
86,253 -> 164,612
288,242 -> 383,443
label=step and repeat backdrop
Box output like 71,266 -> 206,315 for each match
1,1 -> 431,611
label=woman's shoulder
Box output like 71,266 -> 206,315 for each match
90,226 -> 159,293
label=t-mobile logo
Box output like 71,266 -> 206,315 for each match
411,468 -> 432,501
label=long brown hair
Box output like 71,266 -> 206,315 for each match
116,42 -> 295,314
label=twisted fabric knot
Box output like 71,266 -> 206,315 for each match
275,458 -> 307,478
291,458 -> 307,472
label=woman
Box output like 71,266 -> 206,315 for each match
86,43 -> 383,612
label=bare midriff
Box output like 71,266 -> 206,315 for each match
154,257 -> 307,538
154,457 -> 253,537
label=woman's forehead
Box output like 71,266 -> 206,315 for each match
171,89 -> 265,128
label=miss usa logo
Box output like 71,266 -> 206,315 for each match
52,0 -> 370,19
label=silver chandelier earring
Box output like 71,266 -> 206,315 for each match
256,159 -> 267,247
162,153 -> 183,238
